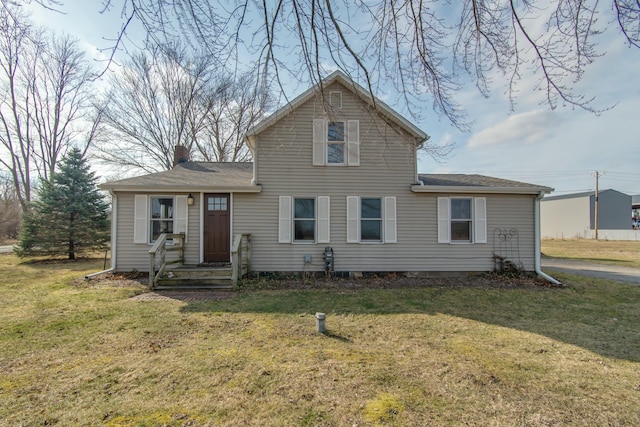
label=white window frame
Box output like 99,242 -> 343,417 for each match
437,197 -> 487,244
279,196 -> 330,244
149,195 -> 175,243
346,196 -> 397,244
327,121 -> 346,165
313,119 -> 359,167
133,194 -> 188,245
293,197 -> 316,243
360,197 -> 383,242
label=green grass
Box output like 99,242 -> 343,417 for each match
542,239 -> 640,268
1,254 -> 639,426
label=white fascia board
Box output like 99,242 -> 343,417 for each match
411,185 -> 553,195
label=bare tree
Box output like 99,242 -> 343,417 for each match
0,4 -> 97,213
196,72 -> 273,162
95,44 -> 271,172
0,173 -> 21,241
92,0 -> 638,133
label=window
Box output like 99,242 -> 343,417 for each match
361,198 -> 382,241
294,198 -> 315,242
327,121 -> 345,164
279,196 -> 330,244
313,119 -> 359,166
150,197 -> 174,242
347,196 -> 396,244
450,198 -> 472,242
437,197 -> 487,244
133,195 -> 188,244
208,196 -> 227,211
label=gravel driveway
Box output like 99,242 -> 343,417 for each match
541,257 -> 640,284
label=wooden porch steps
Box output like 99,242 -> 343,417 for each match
154,265 -> 233,290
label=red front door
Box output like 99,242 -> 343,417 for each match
203,193 -> 230,262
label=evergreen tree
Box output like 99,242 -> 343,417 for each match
16,148 -> 110,260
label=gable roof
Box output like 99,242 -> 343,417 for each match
413,174 -> 553,195
99,162 -> 259,192
245,70 -> 429,145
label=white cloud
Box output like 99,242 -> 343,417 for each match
467,110 -> 559,148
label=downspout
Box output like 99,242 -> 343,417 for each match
535,191 -> 562,285
110,190 -> 117,271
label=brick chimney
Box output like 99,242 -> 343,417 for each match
173,144 -> 189,167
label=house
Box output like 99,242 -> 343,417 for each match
541,189 -> 633,239
100,71 -> 554,286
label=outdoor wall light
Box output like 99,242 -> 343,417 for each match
187,193 -> 194,206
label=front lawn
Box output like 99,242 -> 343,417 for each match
0,254 -> 638,426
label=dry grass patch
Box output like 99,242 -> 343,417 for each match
0,255 -> 639,426
542,238 -> 640,268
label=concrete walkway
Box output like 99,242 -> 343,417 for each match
541,257 -> 640,284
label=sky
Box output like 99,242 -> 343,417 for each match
25,0 -> 640,196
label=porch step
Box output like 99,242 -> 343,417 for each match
154,265 -> 233,289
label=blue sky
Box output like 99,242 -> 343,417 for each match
26,1 -> 640,196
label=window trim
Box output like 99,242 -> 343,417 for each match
278,196 -> 331,244
437,197 -> 487,245
346,196 -> 396,244
133,194 -> 188,245
450,197 -> 473,243
360,197 -> 383,243
293,196 -> 316,243
312,119 -> 359,167
327,121 -> 346,166
149,195 -> 175,243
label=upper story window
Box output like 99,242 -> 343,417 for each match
313,119 -> 359,167
327,121 -> 345,164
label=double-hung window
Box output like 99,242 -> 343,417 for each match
360,198 -> 382,242
294,198 -> 316,242
133,195 -> 188,244
450,198 -> 472,242
437,197 -> 487,244
279,196 -> 330,244
346,196 -> 396,244
327,121 -> 345,164
313,119 -> 359,166
150,197 -> 174,242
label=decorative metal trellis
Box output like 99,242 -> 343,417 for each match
492,228 -> 523,271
